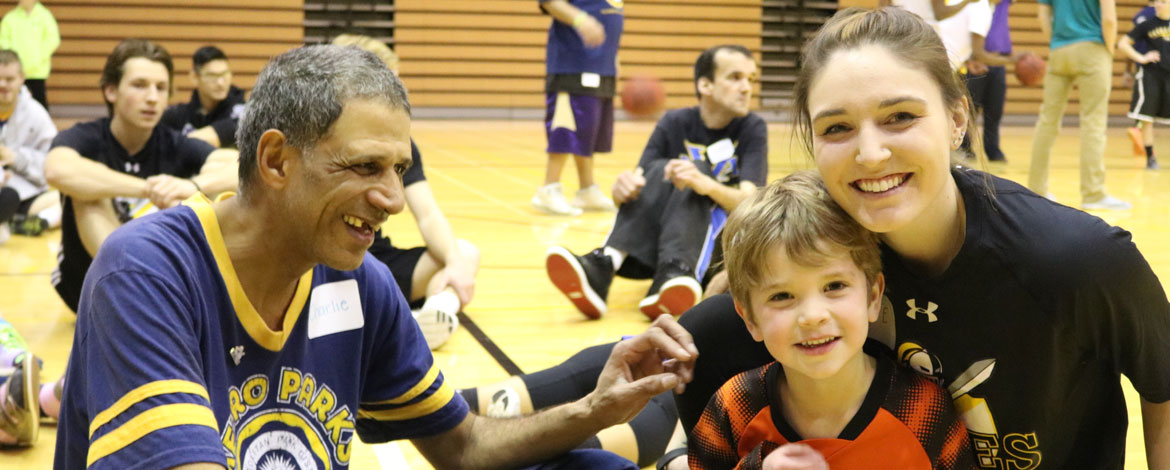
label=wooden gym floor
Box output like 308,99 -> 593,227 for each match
0,119 -> 1166,468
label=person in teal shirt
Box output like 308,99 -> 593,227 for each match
1028,0 -> 1127,211
0,0 -> 59,110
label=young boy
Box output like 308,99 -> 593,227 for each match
1125,1 -> 1157,160
1121,0 -> 1168,170
688,171 -> 975,469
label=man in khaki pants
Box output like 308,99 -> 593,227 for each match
1029,0 -> 1130,210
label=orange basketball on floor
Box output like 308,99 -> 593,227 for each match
1015,53 -> 1046,87
621,74 -> 666,119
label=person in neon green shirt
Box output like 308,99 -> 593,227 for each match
0,0 -> 59,110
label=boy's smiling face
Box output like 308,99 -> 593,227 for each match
735,242 -> 884,381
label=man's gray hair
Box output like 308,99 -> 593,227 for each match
236,44 -> 410,192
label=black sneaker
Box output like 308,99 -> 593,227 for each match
546,246 -> 613,319
638,260 -> 702,320
10,214 -> 47,236
1148,156 -> 1161,170
0,352 -> 40,446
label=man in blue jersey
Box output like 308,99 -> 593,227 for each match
54,44 -> 697,470
532,0 -> 623,216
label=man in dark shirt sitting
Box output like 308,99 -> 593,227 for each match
160,45 -> 246,148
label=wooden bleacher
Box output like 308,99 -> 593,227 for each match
42,0 -> 302,110
32,0 -> 1154,117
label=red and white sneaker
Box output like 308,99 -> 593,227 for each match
1128,127 -> 1145,157
638,276 -> 702,320
546,246 -> 613,319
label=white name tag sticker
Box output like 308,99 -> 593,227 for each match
307,279 -> 365,339
581,72 -> 601,88
706,138 -> 735,164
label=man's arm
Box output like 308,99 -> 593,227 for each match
1100,0 -> 1117,55
412,316 -> 698,470
74,198 -> 120,257
193,149 -> 239,195
145,149 -> 239,209
43,9 -> 60,58
663,159 -> 757,211
541,0 -> 606,48
971,34 -> 1015,67
186,126 -> 221,148
1143,399 -> 1170,470
44,146 -> 148,201
1119,35 -> 1158,64
931,0 -> 972,21
0,116 -> 55,188
59,266 -> 226,469
404,181 -> 477,304
1038,3 -> 1052,42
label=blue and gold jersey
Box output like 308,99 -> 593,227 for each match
542,0 -> 623,77
54,194 -> 468,469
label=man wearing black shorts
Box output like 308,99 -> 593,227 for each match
545,45 -> 767,320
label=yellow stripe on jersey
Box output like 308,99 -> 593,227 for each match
89,380 -> 210,438
365,365 -> 441,406
358,379 -> 456,422
87,403 -> 218,467
186,193 -> 313,352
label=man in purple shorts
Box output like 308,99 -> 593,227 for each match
533,0 -> 623,216
546,45 -> 767,320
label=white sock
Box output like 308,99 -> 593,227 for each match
422,289 -> 461,316
38,205 -> 61,228
602,246 -> 626,271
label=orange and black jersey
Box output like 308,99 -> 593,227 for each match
690,342 -> 975,470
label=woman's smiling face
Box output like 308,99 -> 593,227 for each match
808,44 -> 966,234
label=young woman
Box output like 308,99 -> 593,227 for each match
675,7 -> 1170,469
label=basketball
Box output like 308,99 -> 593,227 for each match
621,74 -> 666,119
1015,53 -> 1046,87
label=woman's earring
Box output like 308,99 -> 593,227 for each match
952,132 -> 966,149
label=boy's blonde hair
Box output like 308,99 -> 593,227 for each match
723,171 -> 881,318
331,34 -> 399,74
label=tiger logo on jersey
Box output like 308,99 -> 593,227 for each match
896,342 -> 1042,469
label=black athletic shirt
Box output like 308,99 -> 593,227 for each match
679,167 -> 1170,469
49,118 -> 214,312
369,140 -> 425,249
402,140 -> 425,188
638,106 -> 768,188
160,86 -> 246,147
1128,15 -> 1170,75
